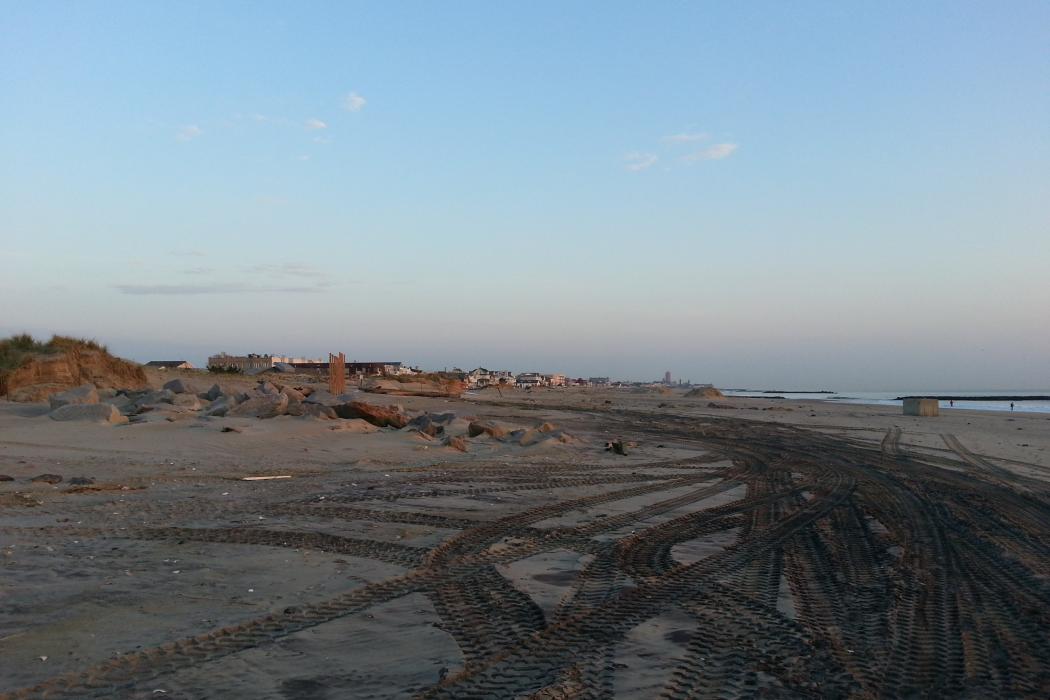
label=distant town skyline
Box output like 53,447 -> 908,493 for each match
2,3 -> 1047,391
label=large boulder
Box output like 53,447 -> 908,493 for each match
49,403 -> 128,425
227,393 -> 289,419
281,386 -> 306,402
48,384 -> 99,410
162,378 -> 197,395
406,413 -> 448,437
136,389 -> 176,406
332,401 -> 409,428
172,393 -> 202,410
202,383 -> 224,401
101,394 -> 134,412
202,394 -> 242,417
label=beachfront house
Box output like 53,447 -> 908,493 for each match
467,368 -> 514,388
516,372 -> 546,388
144,360 -> 194,370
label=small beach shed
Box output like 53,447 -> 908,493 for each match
903,398 -> 939,417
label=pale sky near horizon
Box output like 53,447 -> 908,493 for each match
2,2 -> 1048,390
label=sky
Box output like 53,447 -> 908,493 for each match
1,2 -> 1048,390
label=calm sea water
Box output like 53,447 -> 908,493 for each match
722,390 -> 1050,414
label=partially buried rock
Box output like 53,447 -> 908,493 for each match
331,401 -> 408,428
444,435 -> 468,452
31,474 -> 63,484
302,403 -> 337,420
406,414 -> 445,437
0,475 -> 14,482
48,384 -> 99,410
68,477 -> 94,486
227,392 -> 289,419
467,420 -> 508,439
285,399 -> 306,417
49,403 -> 128,425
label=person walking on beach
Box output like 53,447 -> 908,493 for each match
1010,402 -> 1015,411
950,400 -> 954,407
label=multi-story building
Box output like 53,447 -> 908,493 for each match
515,372 -> 547,388
544,373 -> 567,387
466,368 -> 514,388
207,353 -> 322,372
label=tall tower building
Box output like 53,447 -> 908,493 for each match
664,370 -> 672,385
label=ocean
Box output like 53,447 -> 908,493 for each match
722,390 -> 1050,414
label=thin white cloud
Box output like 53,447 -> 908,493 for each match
115,283 -> 328,295
243,262 -> 319,277
683,143 -> 739,162
343,91 -> 367,112
305,118 -> 327,130
624,152 -> 658,172
176,125 -> 202,141
664,132 -> 709,143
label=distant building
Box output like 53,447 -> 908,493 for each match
285,360 -> 410,378
589,377 -> 610,386
544,373 -> 567,387
144,360 -> 193,370
207,353 -> 322,372
516,372 -> 546,388
466,368 -> 514,388
664,371 -> 672,385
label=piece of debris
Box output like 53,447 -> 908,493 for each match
0,475 -> 13,482
605,440 -> 627,456
67,477 -> 95,486
221,426 -> 241,433
241,475 -> 292,481
30,474 -> 63,484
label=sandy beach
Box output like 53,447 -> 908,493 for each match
1,380 -> 1049,698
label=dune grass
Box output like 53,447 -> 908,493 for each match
0,333 -> 107,373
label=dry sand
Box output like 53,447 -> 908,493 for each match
1,385 -> 1049,697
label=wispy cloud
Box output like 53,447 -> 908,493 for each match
182,267 -> 214,275
683,143 -> 739,162
305,118 -> 327,130
664,132 -> 709,143
243,262 -> 319,277
176,125 -> 202,141
624,152 -> 658,172
343,91 -> 367,112
115,283 -> 328,296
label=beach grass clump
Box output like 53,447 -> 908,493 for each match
0,333 -> 107,373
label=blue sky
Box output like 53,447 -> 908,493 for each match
2,2 -> 1048,389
